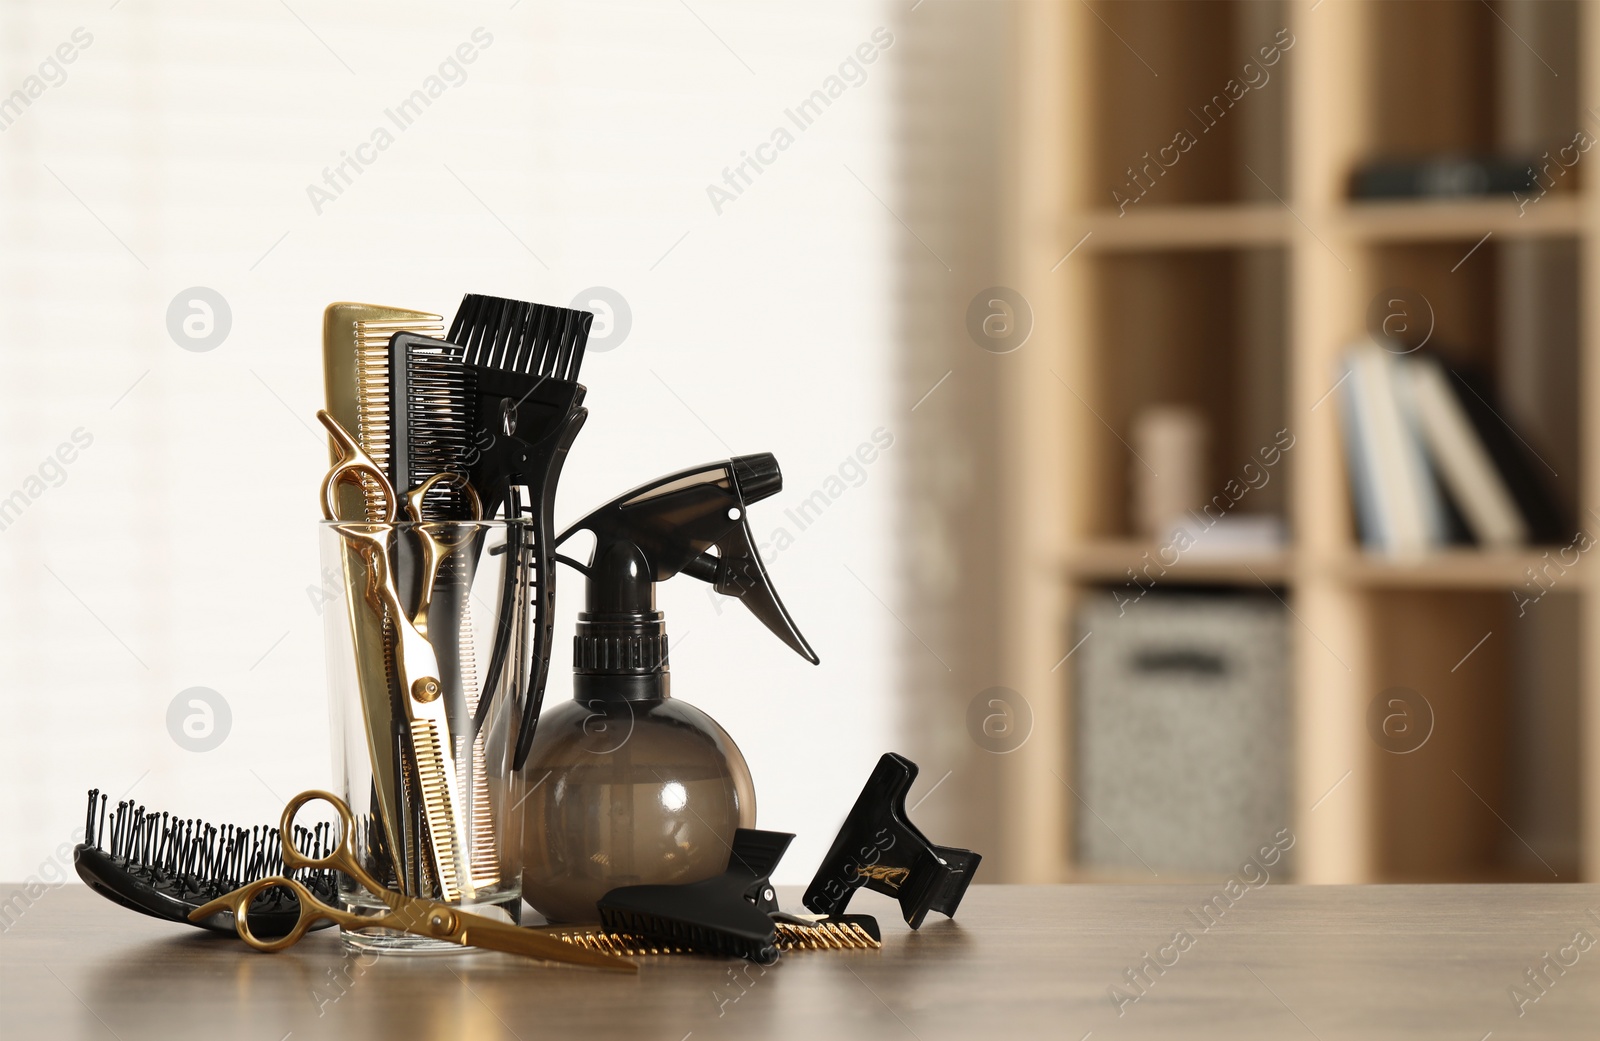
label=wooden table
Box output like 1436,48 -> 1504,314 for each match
4,884 -> 1599,1039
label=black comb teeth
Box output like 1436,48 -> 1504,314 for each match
389,331 -> 472,517
448,294 -> 592,382
73,789 -> 340,937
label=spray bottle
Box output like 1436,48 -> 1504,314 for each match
519,453 -> 818,922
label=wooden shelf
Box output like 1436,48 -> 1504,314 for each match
1337,548 -> 1568,589
1068,196 -> 1582,254
1065,542 -> 1566,591
1064,539 -> 1290,585
1337,194 -> 1582,242
1002,0 -> 1597,887
1074,204 -> 1287,252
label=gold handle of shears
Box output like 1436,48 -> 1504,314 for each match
317,410 -> 397,522
186,790 -> 379,952
403,471 -> 482,524
278,790 -> 383,889
402,472 -> 483,637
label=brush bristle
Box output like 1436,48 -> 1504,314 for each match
448,294 -> 592,382
79,789 -> 338,907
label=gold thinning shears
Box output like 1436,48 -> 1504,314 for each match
316,409 -> 480,902
188,791 -> 636,971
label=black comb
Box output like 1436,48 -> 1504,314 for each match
598,829 -> 796,964
449,294 -> 592,771
802,753 -> 981,929
388,331 -> 472,518
73,789 -> 340,938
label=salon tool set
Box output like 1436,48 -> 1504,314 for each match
75,291 -> 982,970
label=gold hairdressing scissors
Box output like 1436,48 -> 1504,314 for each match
188,790 -> 636,971
316,409 -> 478,901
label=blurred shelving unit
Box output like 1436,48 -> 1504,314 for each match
999,0 -> 1594,883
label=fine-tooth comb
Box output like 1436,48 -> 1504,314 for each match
387,329 -> 499,890
448,293 -> 592,771
598,828 -> 803,964
73,789 -> 339,938
322,303 -> 444,522
536,915 -> 882,957
389,331 -> 472,518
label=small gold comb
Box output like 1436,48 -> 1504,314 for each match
535,916 -> 882,956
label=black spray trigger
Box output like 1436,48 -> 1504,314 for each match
702,510 -> 818,665
554,453 -> 819,706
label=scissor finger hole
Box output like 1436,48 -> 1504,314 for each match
237,882 -> 321,940
283,796 -> 345,863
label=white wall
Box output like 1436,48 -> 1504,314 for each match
0,0 -> 897,885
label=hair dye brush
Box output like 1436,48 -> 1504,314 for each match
73,790 -> 339,938
447,294 -> 593,771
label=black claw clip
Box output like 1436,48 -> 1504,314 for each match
803,753 -> 981,929
598,829 -> 796,964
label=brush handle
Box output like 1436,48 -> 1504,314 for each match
513,405 -> 589,771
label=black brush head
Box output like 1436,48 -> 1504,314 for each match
449,294 -> 593,382
72,789 -> 339,938
597,829 -> 795,964
446,294 -> 591,520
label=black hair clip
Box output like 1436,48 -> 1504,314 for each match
802,753 -> 981,929
599,829 -> 798,964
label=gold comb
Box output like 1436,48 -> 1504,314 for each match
322,304 -> 443,895
321,303 -> 442,521
534,917 -> 883,956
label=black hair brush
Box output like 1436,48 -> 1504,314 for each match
598,828 -> 803,964
447,294 -> 593,771
73,789 -> 339,938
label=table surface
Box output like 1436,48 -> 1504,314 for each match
4,883 -> 1599,1040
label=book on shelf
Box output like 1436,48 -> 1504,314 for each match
1335,344 -> 1563,555
1337,345 -> 1446,556
1404,356 -> 1527,548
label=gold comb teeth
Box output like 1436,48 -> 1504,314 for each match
775,919 -> 882,951
538,919 -> 883,957
460,610 -> 501,889
408,717 -> 464,901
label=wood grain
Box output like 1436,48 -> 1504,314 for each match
5,885 -> 1600,1040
